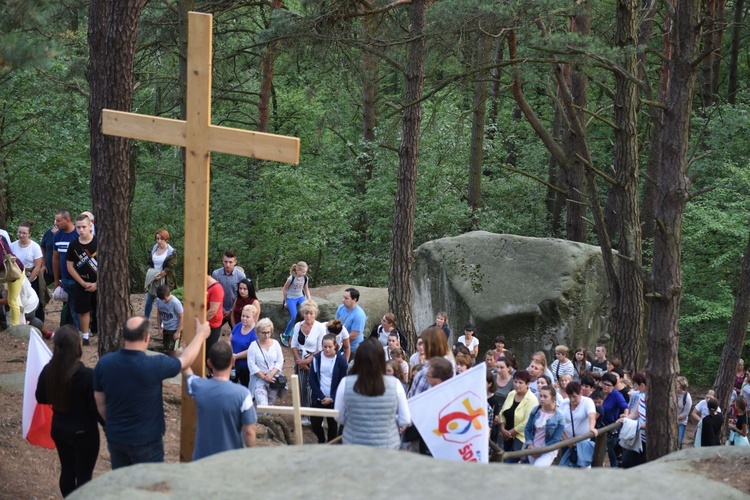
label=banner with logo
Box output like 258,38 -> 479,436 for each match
408,362 -> 488,463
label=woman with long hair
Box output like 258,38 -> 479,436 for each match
36,326 -> 101,496
230,277 -> 260,327
524,385 -> 565,466
281,261 -> 310,346
144,229 -> 177,320
334,337 -> 411,449
572,347 -> 591,383
408,327 -> 454,398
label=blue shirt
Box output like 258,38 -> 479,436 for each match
231,323 -> 257,370
336,303 -> 367,352
187,376 -> 257,460
53,229 -> 78,281
93,349 -> 181,445
601,389 -> 628,425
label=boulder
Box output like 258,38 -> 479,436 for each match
69,445 -> 747,500
412,232 -> 611,362
257,286 -> 388,339
3,324 -> 41,341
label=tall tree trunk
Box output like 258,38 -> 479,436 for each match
486,36 -> 505,142
389,0 -> 427,350
645,0 -> 702,462
88,0 -> 146,356
700,0 -> 725,107
727,0 -> 744,104
546,106 -> 565,238
640,0 -> 671,254
467,33 -> 490,226
713,225 -> 750,428
610,0 -> 644,374
257,0 -> 283,133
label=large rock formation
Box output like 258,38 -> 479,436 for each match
69,445 -> 748,499
257,286 -> 388,339
412,232 -> 611,362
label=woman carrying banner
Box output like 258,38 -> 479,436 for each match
36,325 -> 102,497
334,337 -> 411,449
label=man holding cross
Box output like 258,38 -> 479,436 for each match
100,11 -> 299,461
94,316 -> 211,469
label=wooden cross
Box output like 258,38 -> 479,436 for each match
101,11 -> 300,462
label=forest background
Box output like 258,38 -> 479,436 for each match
1,0 -> 750,447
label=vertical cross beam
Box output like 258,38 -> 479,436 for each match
179,11 -> 212,462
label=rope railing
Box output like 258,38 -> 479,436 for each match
489,421 -> 623,464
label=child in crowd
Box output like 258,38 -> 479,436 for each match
455,353 -> 472,374
389,348 -> 409,383
386,360 -> 408,392
156,284 -> 183,356
280,261 -> 310,346
699,398 -> 723,447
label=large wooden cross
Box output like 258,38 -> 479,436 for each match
101,11 -> 299,462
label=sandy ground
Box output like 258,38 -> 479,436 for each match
0,294 -> 319,499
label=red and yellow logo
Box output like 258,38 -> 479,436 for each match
433,392 -> 486,444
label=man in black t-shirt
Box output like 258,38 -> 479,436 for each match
592,345 -> 608,373
67,215 -> 97,345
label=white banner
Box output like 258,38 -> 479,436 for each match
409,362 -> 489,463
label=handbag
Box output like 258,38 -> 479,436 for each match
0,245 -> 22,284
258,340 -> 287,390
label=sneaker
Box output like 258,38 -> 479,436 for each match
83,338 -> 90,346
301,418 -> 311,426
280,333 -> 290,347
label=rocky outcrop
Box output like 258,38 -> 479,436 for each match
69,445 -> 748,499
412,232 -> 611,362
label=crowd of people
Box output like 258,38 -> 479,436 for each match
7,225 -> 745,497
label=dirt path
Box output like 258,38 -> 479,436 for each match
0,294 -> 317,499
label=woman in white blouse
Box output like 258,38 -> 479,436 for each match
290,300 -> 326,425
247,318 -> 285,406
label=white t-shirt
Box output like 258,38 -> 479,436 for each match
291,321 -> 326,356
560,396 -> 596,438
10,240 -> 42,271
318,354 -> 337,398
458,335 -> 479,353
694,399 -> 721,419
151,250 -> 167,271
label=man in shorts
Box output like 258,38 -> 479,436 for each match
66,214 -> 96,345
156,284 -> 183,356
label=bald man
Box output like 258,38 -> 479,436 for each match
93,316 -> 210,469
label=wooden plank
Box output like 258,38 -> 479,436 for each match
290,374 -> 304,445
102,110 -> 187,147
255,405 -> 339,418
208,125 -> 300,164
179,11 -> 213,463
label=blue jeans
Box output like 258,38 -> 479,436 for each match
606,433 -> 619,468
678,423 -> 687,449
283,296 -> 306,336
144,292 -> 156,320
108,439 -> 164,469
61,278 -> 80,330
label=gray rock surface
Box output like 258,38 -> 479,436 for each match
257,285 -> 388,339
69,445 -> 748,500
412,232 -> 611,361
4,324 -> 41,340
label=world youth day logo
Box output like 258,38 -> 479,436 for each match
433,392 -> 486,444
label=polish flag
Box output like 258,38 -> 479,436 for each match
22,330 -> 55,449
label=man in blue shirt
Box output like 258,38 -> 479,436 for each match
52,210 -> 79,328
93,315 -> 211,469
185,341 -> 257,460
335,287 -> 367,360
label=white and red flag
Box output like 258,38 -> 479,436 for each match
408,362 -> 489,463
22,330 -> 55,449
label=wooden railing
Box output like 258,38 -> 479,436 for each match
489,421 -> 623,466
